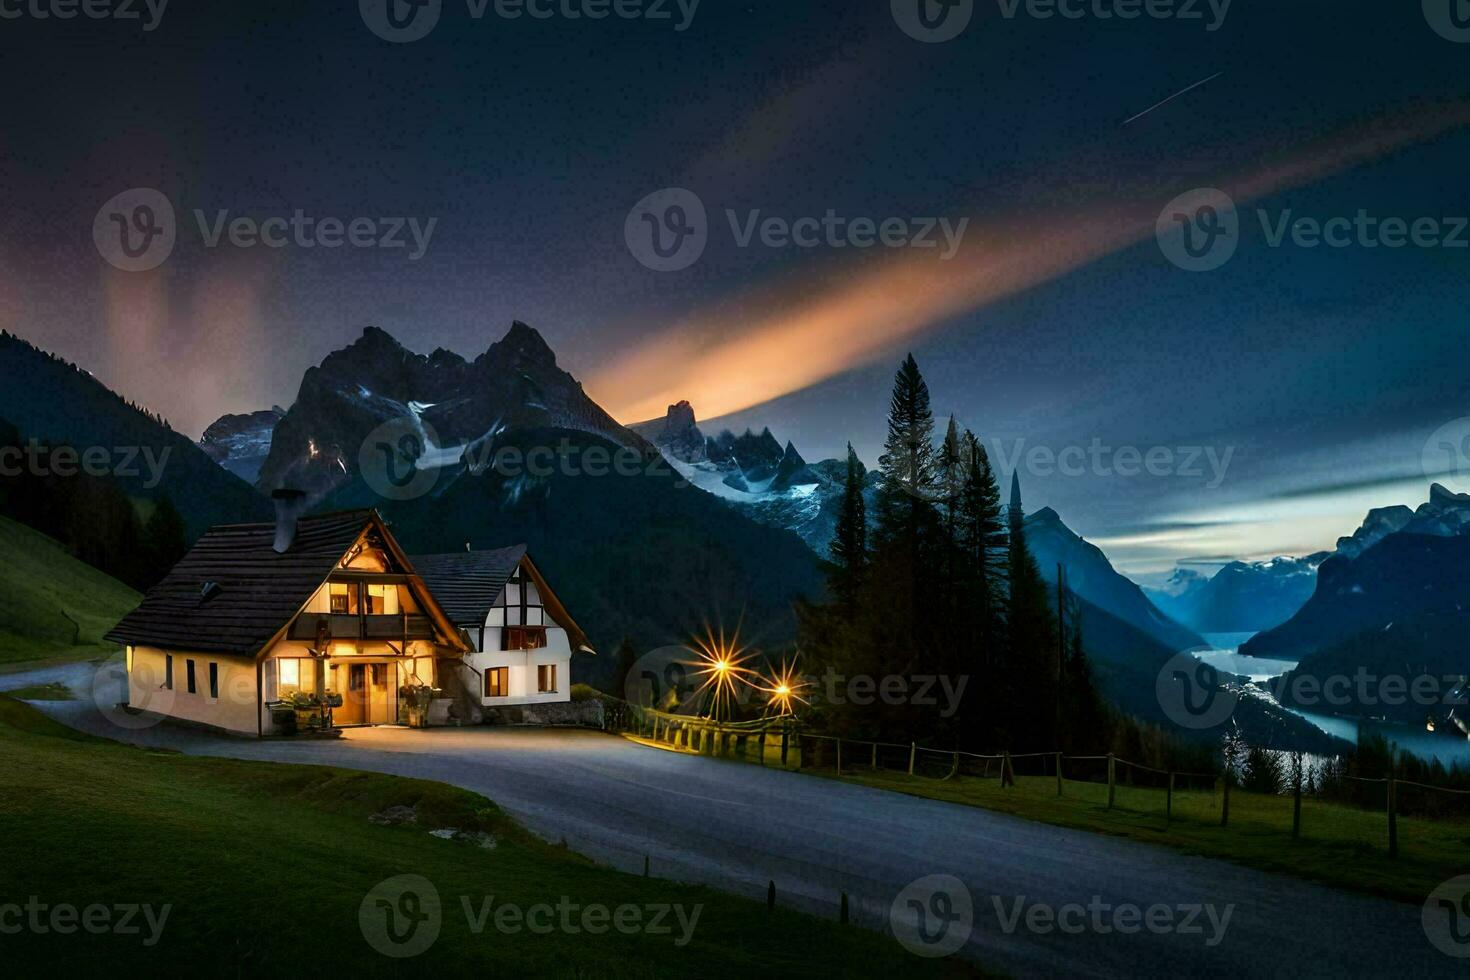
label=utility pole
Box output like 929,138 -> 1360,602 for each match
1055,563 -> 1065,750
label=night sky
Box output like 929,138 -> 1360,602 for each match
3,0 -> 1468,579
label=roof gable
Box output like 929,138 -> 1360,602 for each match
411,547 -> 591,652
105,509 -> 463,657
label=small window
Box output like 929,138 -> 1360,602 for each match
186,659 -> 197,694
484,667 -> 509,699
537,664 -> 557,694
208,663 -> 219,700
329,583 -> 358,615
164,654 -> 174,690
504,627 -> 547,650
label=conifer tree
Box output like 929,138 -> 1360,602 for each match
830,444 -> 868,612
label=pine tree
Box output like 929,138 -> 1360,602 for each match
829,444 -> 868,612
1003,471 -> 1058,747
142,494 -> 188,588
875,353 -> 937,526
610,637 -> 639,700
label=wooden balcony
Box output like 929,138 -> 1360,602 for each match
289,613 -> 436,643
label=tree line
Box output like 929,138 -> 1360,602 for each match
0,416 -> 186,592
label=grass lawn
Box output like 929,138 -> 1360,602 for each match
0,699 -> 977,978
821,766 -> 1468,905
0,516 -> 138,664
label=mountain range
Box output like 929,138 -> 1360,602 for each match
1241,484 -> 1470,725
1145,554 -> 1327,636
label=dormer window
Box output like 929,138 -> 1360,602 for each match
504,626 -> 547,650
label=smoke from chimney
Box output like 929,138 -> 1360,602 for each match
271,488 -> 308,554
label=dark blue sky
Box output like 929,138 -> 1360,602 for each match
3,0 -> 1467,578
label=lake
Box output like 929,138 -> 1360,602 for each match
1190,632 -> 1470,766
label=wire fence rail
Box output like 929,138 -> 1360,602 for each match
597,700 -> 1470,860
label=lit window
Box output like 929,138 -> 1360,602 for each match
484,667 -> 509,699
279,659 -> 300,689
504,627 -> 547,650
538,664 -> 557,693
329,583 -> 357,615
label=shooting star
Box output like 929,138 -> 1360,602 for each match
1122,71 -> 1223,126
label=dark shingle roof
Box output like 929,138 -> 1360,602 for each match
105,510 -> 376,656
410,546 -> 526,626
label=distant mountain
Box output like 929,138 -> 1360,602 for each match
1025,507 -> 1204,655
1243,484 -> 1470,670
258,322 -> 650,497
0,331 -> 271,540
632,401 -> 872,556
1146,555 -> 1326,635
249,326 -> 823,680
199,407 -> 284,483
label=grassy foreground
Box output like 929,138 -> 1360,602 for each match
0,516 -> 138,663
823,766 -> 1466,904
0,700 -> 975,977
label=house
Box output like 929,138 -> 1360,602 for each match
411,547 -> 593,711
105,497 -> 468,736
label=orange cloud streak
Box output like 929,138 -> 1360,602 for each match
592,104 -> 1470,425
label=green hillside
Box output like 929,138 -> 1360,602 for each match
0,516 -> 139,664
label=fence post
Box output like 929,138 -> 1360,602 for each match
1292,769 -> 1302,839
839,891 -> 849,924
1107,754 -> 1116,809
1387,774 -> 1398,859
780,728 -> 790,766
758,730 -> 766,766
953,750 -> 961,780
908,742 -> 916,776
1166,773 -> 1174,823
1001,751 -> 1013,788
1220,776 -> 1230,827
836,738 -> 843,775
871,741 -> 878,770
1055,752 -> 1063,797
767,880 -> 776,911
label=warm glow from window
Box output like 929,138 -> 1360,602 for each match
279,659 -> 299,686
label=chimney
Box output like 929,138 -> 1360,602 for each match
271,488 -> 308,554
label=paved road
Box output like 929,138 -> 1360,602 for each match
6,660 -> 1461,977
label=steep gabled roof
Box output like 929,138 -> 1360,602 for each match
411,547 -> 592,653
105,509 -> 463,657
